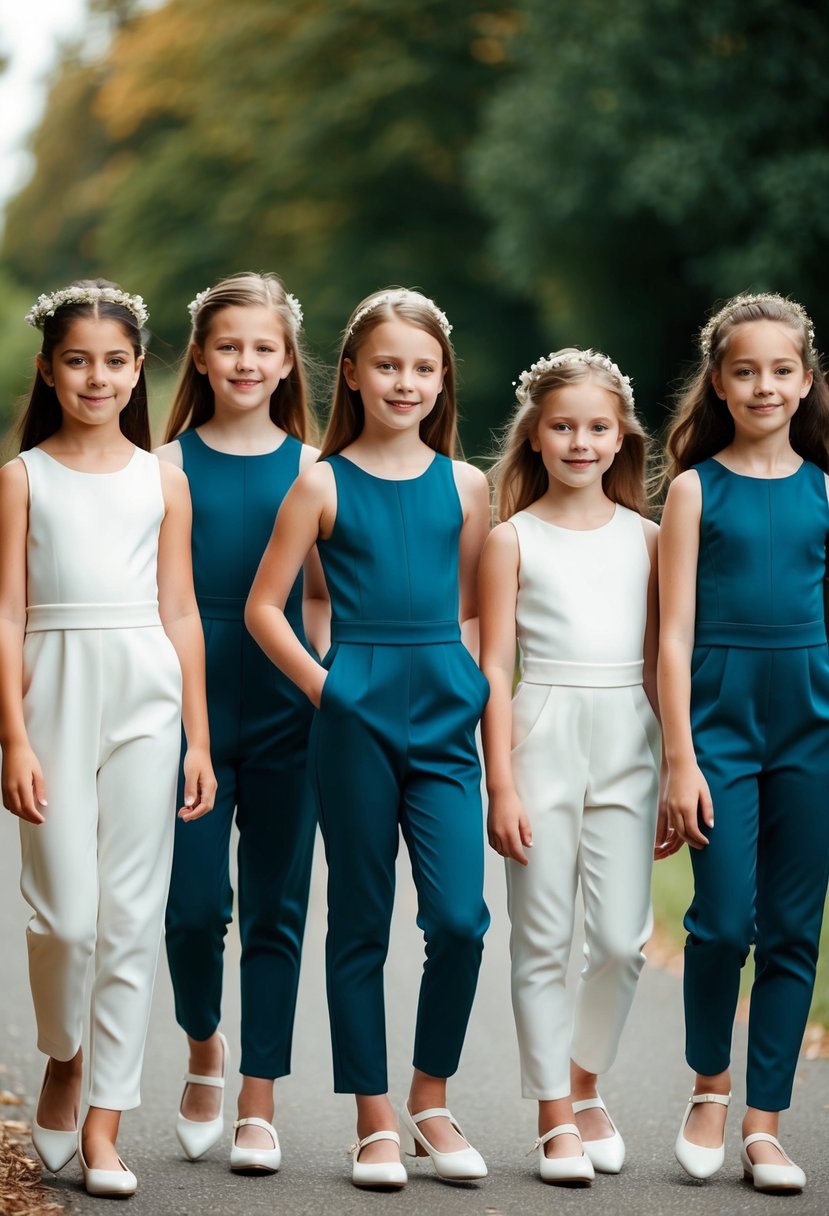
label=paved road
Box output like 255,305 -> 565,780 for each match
1,818 -> 827,1216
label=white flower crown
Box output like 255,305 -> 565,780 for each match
26,286 -> 149,330
700,292 -> 816,359
187,286 -> 303,330
515,349 -> 634,410
347,290 -> 452,340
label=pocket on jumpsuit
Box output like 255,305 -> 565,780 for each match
510,682 -> 551,753
456,643 -> 490,715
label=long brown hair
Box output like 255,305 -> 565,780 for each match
18,279 -> 150,451
664,292 -> 829,483
164,272 -> 315,443
491,349 -> 650,521
321,288 -> 458,458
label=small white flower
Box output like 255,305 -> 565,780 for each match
348,290 -> 452,340
26,286 -> 149,329
514,349 -> 635,410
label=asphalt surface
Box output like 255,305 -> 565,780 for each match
1,815 -> 827,1216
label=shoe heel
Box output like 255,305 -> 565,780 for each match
743,1169 -> 753,1182
399,1127 -> 417,1158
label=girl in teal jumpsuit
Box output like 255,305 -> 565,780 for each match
659,293 -> 829,1194
158,274 -> 326,1173
247,289 -> 491,1189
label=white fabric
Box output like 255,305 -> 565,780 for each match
16,447 -> 181,1109
506,508 -> 659,1099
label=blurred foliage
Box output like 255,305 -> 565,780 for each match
2,0 -> 829,450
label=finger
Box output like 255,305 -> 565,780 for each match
699,789 -> 715,829
519,817 -> 533,849
32,770 -> 48,809
506,827 -> 529,866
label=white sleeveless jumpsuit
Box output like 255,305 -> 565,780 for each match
16,447 -> 182,1110
506,506 -> 659,1099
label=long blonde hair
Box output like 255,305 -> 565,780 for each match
664,292 -> 829,483
491,348 -> 649,521
321,287 -> 458,458
164,272 -> 315,443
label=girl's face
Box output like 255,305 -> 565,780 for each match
194,305 -> 293,415
712,319 -> 812,438
344,318 -> 445,437
37,316 -> 143,431
532,378 -> 623,491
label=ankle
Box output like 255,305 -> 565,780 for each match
408,1070 -> 447,1115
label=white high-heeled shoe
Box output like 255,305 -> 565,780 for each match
175,1032 -> 229,1161
230,1117 -> 282,1174
741,1133 -> 806,1193
572,1095 -> 625,1174
78,1133 -> 137,1197
398,1104 -> 487,1180
349,1130 -> 407,1189
532,1124 -> 595,1185
31,1064 -> 78,1174
674,1091 -> 730,1179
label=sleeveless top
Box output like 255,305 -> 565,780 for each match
694,458 -> 829,648
511,505 -> 650,687
19,446 -> 164,632
179,429 -> 305,635
318,453 -> 462,645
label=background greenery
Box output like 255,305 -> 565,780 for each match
1,0 -> 828,1024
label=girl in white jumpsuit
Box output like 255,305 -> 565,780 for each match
480,349 -> 675,1185
0,281 -> 216,1197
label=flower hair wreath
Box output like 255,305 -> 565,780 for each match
26,286 -> 149,330
347,290 -> 453,340
699,292 -> 816,359
515,350 -> 635,410
187,287 -> 304,330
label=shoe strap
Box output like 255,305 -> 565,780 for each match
182,1072 -> 225,1087
689,1092 -> 730,1106
571,1097 -> 606,1114
349,1130 -> 401,1157
743,1132 -> 789,1160
233,1117 -> 278,1143
531,1123 -> 581,1154
409,1106 -> 452,1124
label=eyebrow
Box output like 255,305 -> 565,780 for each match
211,334 -> 280,342
370,352 -> 439,361
61,348 -> 132,356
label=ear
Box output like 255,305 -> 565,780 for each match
192,342 -> 208,375
279,346 -> 294,382
343,357 -> 360,391
529,427 -> 541,452
614,431 -> 624,454
711,368 -> 727,400
131,353 -> 144,389
35,354 -> 55,387
800,368 -> 814,398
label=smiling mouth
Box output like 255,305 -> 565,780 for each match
564,458 -> 596,466
231,379 -> 262,387
386,400 -> 419,408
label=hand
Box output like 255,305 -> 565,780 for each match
179,747 -> 217,821
1,742 -> 47,824
487,787 -> 533,864
653,760 -> 683,859
665,759 -> 713,850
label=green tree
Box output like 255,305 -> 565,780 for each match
469,0 -> 829,425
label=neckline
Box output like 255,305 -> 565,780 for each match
33,446 -> 139,475
190,428 -> 291,458
518,504 -> 619,534
709,457 -> 805,482
333,452 -> 438,483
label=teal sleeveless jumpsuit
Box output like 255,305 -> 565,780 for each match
311,453 -> 490,1095
685,458 -> 829,1111
165,430 -> 316,1079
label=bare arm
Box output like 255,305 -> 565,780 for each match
657,471 -> 712,849
157,462 -> 216,821
454,461 -> 491,657
479,522 -> 532,865
246,462 -> 335,707
154,438 -> 183,469
298,445 -> 331,658
0,460 -> 47,823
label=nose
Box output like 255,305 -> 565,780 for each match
236,349 -> 253,371
755,372 -> 776,396
394,371 -> 414,392
570,428 -> 589,449
88,362 -> 108,385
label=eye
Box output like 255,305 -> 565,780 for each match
108,358 -> 127,367
734,368 -> 753,377
417,364 -> 436,374
776,367 -> 792,376
593,423 -> 609,433
67,356 -> 86,366
550,422 -> 570,432
257,345 -> 276,354
377,361 -> 396,371
218,343 -> 237,352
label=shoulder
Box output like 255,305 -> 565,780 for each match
154,438 -> 183,469
484,519 -> 520,557
294,457 -> 336,501
0,456 -> 29,502
298,442 -> 321,473
664,468 -> 702,510
158,458 -> 190,509
451,458 -> 488,494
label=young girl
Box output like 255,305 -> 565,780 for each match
0,280 -> 215,1198
156,272 -> 325,1174
246,288 -> 491,1189
659,293 -> 829,1195
480,349 -> 669,1185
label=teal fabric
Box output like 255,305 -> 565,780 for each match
312,454 -> 490,1094
165,430 -> 316,1079
685,459 -> 829,1110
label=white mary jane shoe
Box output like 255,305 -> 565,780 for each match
399,1104 -> 487,1180
78,1134 -> 138,1198
533,1123 -> 594,1185
572,1095 -> 625,1174
674,1091 -> 730,1179
230,1117 -> 281,1174
349,1130 -> 407,1189
175,1032 -> 229,1161
741,1133 -> 805,1193
31,1064 -> 78,1174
